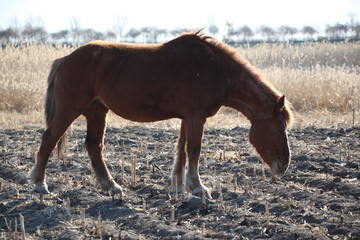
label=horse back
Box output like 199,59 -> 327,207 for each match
55,39 -> 228,121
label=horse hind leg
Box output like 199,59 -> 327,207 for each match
83,102 -> 123,196
171,120 -> 187,193
30,111 -> 79,194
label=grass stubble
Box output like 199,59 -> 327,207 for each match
0,40 -> 359,238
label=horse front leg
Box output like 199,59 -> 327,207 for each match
83,103 -> 123,196
171,120 -> 187,193
184,115 -> 212,199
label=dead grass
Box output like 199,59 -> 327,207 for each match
0,43 -> 73,113
0,41 -> 359,129
238,41 -> 360,69
263,66 -> 359,112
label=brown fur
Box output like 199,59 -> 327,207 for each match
30,31 -> 293,196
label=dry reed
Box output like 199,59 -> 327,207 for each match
1,41 -> 359,128
238,41 -> 360,113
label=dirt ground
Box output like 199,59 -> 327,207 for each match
0,121 -> 359,239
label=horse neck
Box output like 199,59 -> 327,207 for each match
225,70 -> 280,120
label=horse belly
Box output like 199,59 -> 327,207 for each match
113,104 -> 180,122
100,88 -> 182,122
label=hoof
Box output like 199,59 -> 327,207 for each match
192,185 -> 212,200
99,179 -> 124,197
32,182 -> 50,194
109,181 -> 125,197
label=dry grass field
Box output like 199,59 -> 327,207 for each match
0,41 -> 359,128
0,40 -> 359,239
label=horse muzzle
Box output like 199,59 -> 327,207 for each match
270,160 -> 289,176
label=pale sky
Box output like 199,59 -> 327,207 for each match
0,0 -> 359,36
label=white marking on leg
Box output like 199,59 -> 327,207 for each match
29,165 -> 38,184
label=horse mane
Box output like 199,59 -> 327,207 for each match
169,31 -> 293,125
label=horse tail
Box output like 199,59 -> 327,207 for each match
45,57 -> 68,159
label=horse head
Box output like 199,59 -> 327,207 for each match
249,96 -> 292,175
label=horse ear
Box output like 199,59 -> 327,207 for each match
275,95 -> 285,113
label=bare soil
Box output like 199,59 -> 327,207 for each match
0,123 -> 359,239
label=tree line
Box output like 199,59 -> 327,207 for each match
1,15 -> 360,45
223,22 -> 360,45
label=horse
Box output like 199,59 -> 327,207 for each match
29,31 -> 293,198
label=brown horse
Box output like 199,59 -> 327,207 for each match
30,31 -> 292,198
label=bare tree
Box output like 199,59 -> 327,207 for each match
348,12 -> 356,37
278,25 -> 297,41
352,23 -> 360,40
138,27 -> 165,43
22,23 -> 34,41
81,28 -> 105,42
325,23 -> 350,40
51,30 -> 69,43
302,26 -> 317,40
336,23 -> 349,39
208,24 -> 219,36
0,28 -> 19,43
113,16 -> 127,41
171,28 -> 189,37
259,25 -> 276,42
225,21 -> 234,41
325,25 -> 338,40
93,31 -> 105,40
126,28 -> 141,42
69,17 -> 81,44
139,27 -> 166,43
34,27 -> 47,42
238,25 -> 253,42
208,15 -> 219,36
21,16 -> 47,42
140,27 -> 152,43
105,30 -> 116,41
153,28 -> 167,43
0,29 -> 10,42
8,17 -> 21,42
21,23 -> 47,42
